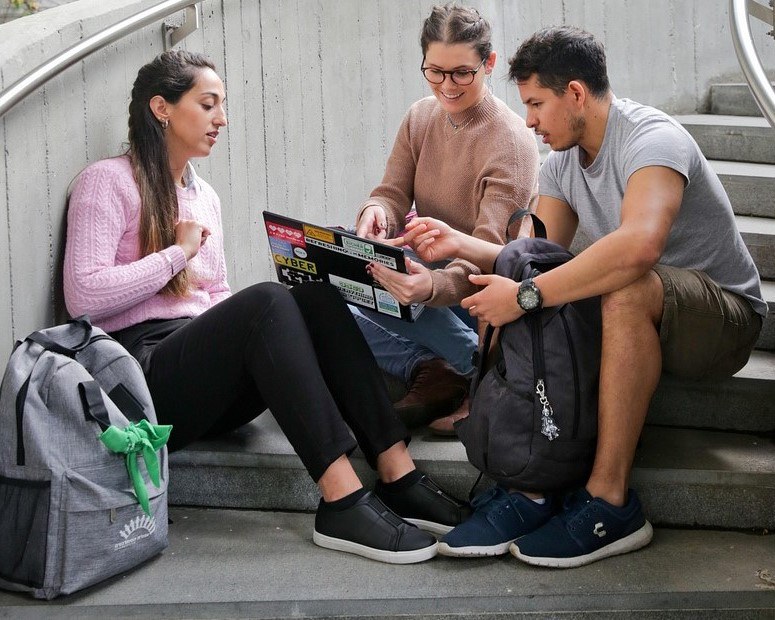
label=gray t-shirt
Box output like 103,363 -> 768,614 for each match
539,97 -> 767,317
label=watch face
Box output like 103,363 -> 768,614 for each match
519,288 -> 540,310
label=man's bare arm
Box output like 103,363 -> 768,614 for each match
533,166 -> 685,306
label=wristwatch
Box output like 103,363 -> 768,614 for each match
517,278 -> 543,313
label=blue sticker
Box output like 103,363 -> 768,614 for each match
270,238 -> 293,258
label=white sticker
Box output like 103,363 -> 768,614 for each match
375,289 -> 402,318
294,247 -> 308,259
328,274 -> 376,309
342,236 -> 375,259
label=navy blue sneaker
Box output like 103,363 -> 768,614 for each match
510,488 -> 653,568
437,486 -> 553,557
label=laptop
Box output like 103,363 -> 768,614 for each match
262,211 -> 425,322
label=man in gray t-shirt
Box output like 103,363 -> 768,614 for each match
397,26 -> 765,568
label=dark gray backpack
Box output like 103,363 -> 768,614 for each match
0,316 -> 170,599
456,213 -> 601,492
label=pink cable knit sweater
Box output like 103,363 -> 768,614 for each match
63,155 -> 231,333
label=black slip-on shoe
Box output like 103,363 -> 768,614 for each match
313,491 -> 438,564
374,473 -> 472,536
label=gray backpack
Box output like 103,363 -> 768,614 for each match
456,213 -> 601,492
0,316 -> 171,599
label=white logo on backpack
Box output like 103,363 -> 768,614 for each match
115,514 -> 157,551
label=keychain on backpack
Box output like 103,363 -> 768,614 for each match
536,379 -> 560,441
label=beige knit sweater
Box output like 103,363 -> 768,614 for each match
359,93 -> 540,306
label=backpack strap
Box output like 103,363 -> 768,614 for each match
78,380 -> 112,431
506,209 -> 547,242
26,315 -> 93,357
13,317 -> 95,466
15,377 -> 31,466
470,323 -> 499,398
80,380 -> 172,516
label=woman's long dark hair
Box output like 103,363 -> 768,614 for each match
127,50 -> 216,296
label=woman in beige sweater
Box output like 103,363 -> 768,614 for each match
353,3 -> 540,433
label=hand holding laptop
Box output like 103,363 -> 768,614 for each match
367,256 -> 433,306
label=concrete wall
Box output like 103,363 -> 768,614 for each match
1,0 -> 774,367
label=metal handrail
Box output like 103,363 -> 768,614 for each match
0,0 -> 202,119
730,0 -> 775,128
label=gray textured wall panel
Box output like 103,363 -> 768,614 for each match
0,0 -> 774,370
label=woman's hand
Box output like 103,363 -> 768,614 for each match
461,274 -> 522,327
176,219 -> 211,260
356,205 -> 388,240
367,257 -> 433,305
395,216 -> 462,263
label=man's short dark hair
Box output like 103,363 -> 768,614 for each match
508,26 -> 610,98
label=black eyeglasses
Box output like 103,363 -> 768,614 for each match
420,57 -> 486,86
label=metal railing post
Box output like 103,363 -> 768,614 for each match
730,0 -> 775,127
164,4 -> 200,51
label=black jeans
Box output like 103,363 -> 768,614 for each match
111,282 -> 408,481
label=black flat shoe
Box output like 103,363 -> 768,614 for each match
313,491 -> 437,564
374,473 -> 472,536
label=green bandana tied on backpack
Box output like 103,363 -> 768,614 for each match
99,420 -> 173,515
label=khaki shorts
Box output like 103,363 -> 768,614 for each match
653,264 -> 762,379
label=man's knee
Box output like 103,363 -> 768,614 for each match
600,271 -> 663,324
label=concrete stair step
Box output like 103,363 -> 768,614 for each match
674,114 -> 775,164
709,159 -> 775,218
738,214 -> 775,280
1,507 -> 772,618
648,350 -> 775,431
710,82 -> 772,117
168,415 -> 775,530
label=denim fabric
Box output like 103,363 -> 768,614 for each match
351,305 -> 478,383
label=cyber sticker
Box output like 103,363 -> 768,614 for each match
273,254 -> 317,274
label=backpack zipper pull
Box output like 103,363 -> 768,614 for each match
536,379 -> 560,440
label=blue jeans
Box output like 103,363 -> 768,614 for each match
350,305 -> 478,384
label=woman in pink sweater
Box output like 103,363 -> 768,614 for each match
353,5 -> 540,434
63,50 -> 470,565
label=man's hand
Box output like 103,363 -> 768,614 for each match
356,205 -> 388,240
368,257 -> 433,305
394,216 -> 462,263
461,274 -> 522,327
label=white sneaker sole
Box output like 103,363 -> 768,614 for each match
313,530 -> 438,564
509,521 -> 654,568
405,518 -> 455,537
438,539 -> 513,557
